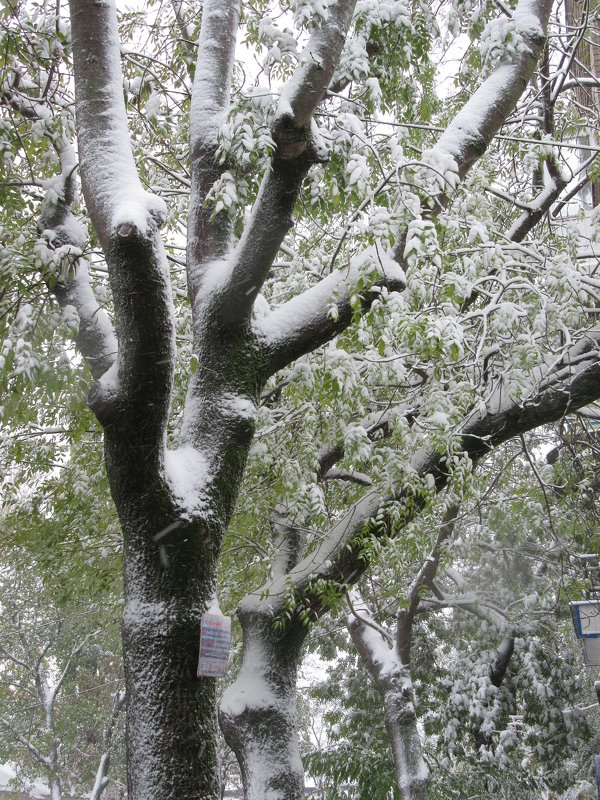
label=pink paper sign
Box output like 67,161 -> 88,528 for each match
197,614 -> 231,678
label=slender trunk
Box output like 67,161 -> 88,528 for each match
348,614 -> 429,800
380,672 -> 429,800
49,776 -> 62,800
219,608 -> 307,800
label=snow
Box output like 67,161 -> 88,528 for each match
164,444 -> 211,516
76,0 -> 166,237
189,0 -> 239,148
0,763 -> 50,798
253,244 -> 405,345
122,598 -> 167,629
221,392 -> 257,424
112,194 -> 167,237
220,673 -> 279,716
198,257 -> 236,297
349,610 -> 403,677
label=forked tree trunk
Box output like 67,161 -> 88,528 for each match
219,607 -> 308,800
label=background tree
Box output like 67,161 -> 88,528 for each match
303,429 -> 600,799
0,559 -> 125,800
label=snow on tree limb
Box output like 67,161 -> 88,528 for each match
208,0 -> 357,322
275,0 -> 357,131
2,89 -> 117,381
69,0 -> 166,245
430,0 -> 552,183
187,0 -> 240,275
38,139 -> 117,381
254,0 -> 553,375
256,254 -> 406,377
189,0 -> 240,157
70,0 -> 175,453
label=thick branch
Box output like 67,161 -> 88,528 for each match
187,0 -> 240,275
256,261 -> 406,378
432,0 -> 551,183
208,0 -> 356,325
489,632 -> 516,687
276,0 -> 356,130
69,0 -> 166,247
255,0 -> 552,377
70,0 -> 175,456
347,608 -> 430,800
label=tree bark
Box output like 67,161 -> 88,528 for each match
219,609 -> 308,800
347,613 -> 429,800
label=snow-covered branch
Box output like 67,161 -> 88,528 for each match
243,329 -> 600,619
70,0 -> 176,462
187,0 -> 240,275
347,607 -> 430,800
3,88 -> 117,382
211,0 -> 356,323
89,688 -> 126,800
432,0 -> 552,183
276,0 -> 357,131
256,261 -> 406,377
255,0 -> 552,378
0,717 -> 52,770
69,0 -> 166,246
416,594 -> 508,630
38,139 -> 117,381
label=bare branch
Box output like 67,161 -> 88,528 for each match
397,505 -> 460,664
89,688 -> 126,800
48,630 -> 100,706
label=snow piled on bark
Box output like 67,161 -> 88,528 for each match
220,636 -> 281,715
164,445 -> 211,516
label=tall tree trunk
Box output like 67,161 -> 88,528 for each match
115,490 -> 222,798
219,608 -> 307,800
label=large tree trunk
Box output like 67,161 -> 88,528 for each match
219,608 -> 308,800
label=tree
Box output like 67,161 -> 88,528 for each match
3,0 -> 600,795
0,561 -> 125,800
305,433 -> 599,798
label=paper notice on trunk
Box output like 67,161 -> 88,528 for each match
197,614 -> 231,678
